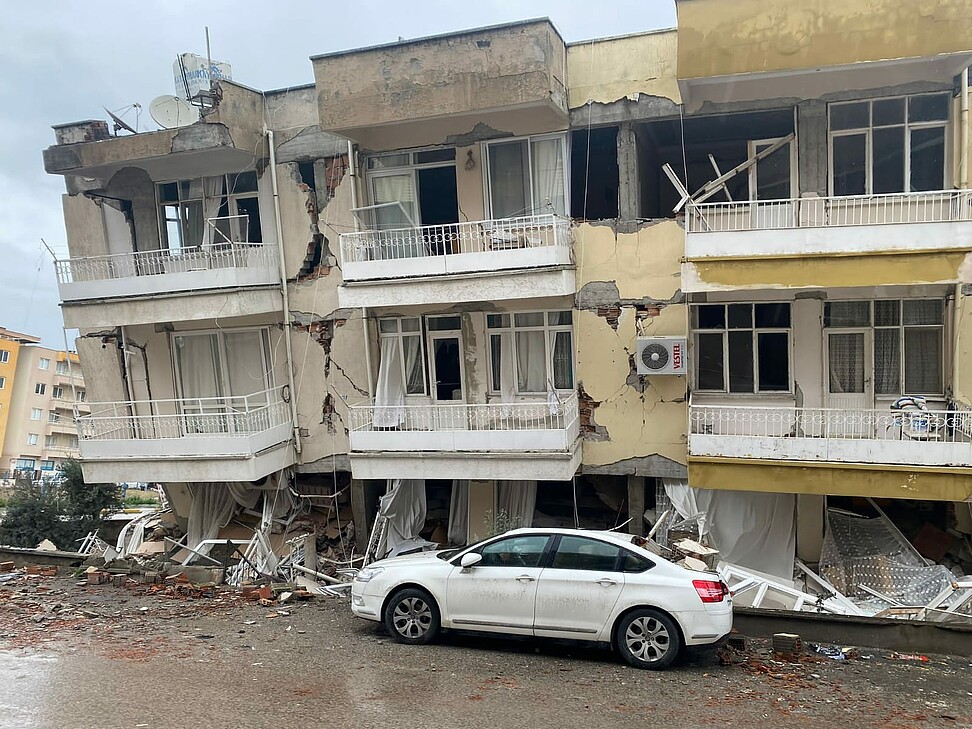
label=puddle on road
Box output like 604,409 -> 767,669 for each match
0,651 -> 59,729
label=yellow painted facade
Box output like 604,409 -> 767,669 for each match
676,0 -> 972,79
0,339 -> 23,455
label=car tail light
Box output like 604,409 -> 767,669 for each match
693,579 -> 728,603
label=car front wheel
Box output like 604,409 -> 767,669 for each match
615,608 -> 681,670
383,588 -> 441,645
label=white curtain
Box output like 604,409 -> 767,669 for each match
372,174 -> 418,230
874,328 -> 900,395
499,331 -> 515,406
186,482 -> 261,553
551,330 -> 573,390
374,336 -> 406,428
497,480 -> 537,528
223,331 -> 267,401
531,137 -> 566,215
663,478 -> 796,580
403,335 -> 425,395
828,333 -> 864,394
174,334 -> 220,407
447,480 -> 469,545
516,330 -> 546,393
379,479 -> 433,557
488,140 -> 529,218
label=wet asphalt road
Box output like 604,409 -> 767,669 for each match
1,578 -> 971,729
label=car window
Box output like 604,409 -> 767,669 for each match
619,549 -> 654,573
550,536 -> 621,572
478,535 -> 549,568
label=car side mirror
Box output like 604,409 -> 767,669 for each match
460,552 -> 483,569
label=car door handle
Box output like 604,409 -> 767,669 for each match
595,578 -> 618,587
515,574 -> 536,583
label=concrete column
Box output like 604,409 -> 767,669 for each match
627,475 -> 646,536
466,480 -> 497,543
796,493 -> 826,563
617,123 -> 641,221
797,100 -> 828,197
303,533 -> 318,573
350,479 -> 369,555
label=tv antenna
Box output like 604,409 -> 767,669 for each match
104,104 -> 140,135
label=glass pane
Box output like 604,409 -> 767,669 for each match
828,333 -> 864,394
696,305 -> 725,330
620,551 -> 654,573
378,319 -> 398,333
487,314 -> 510,329
479,535 -> 548,568
872,127 -> 905,194
488,140 -> 530,219
824,301 -> 871,327
400,318 -> 421,333
182,200 -> 205,248
830,102 -> 869,130
874,328 -> 900,395
414,148 -> 456,164
728,331 -> 754,393
551,536 -> 620,572
904,328 -> 942,393
727,304 -> 752,329
754,142 -> 791,200
514,312 -> 545,327
426,316 -> 461,331
903,299 -> 943,325
531,136 -> 566,215
158,182 -> 179,203
515,330 -> 547,393
368,153 -> 410,169
548,311 -> 572,326
372,174 -> 418,229
874,300 -> 900,326
552,331 -> 573,389
174,334 -> 221,401
234,197 -> 262,243
908,94 -> 949,123
754,303 -> 791,328
229,171 -> 258,193
696,334 -> 724,390
403,336 -> 425,395
910,127 -> 945,192
223,331 -> 267,398
489,334 -> 502,391
872,98 -> 905,126
757,332 -> 789,391
832,134 -> 867,196
164,206 -> 183,252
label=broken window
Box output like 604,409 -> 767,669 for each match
363,148 -> 458,230
487,310 -> 574,395
693,303 -> 791,393
157,172 -> 262,252
829,94 -> 948,195
484,134 -> 568,218
570,127 -> 619,220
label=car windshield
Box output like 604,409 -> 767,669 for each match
437,537 -> 491,562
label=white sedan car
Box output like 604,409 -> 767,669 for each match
351,527 -> 732,670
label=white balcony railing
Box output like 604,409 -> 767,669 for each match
689,404 -> 972,468
348,393 -> 580,453
686,190 -> 972,234
79,387 -> 291,442
340,214 -> 572,281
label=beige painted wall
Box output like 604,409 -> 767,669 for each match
676,0 -> 972,79
567,30 -> 680,108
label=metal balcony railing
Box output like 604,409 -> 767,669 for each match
340,214 -> 572,267
685,190 -> 972,234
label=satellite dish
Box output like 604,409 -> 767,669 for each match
104,107 -> 137,135
149,95 -> 199,129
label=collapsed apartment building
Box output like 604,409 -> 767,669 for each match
40,0 -> 972,618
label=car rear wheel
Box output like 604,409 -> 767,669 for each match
615,608 -> 681,670
383,588 -> 441,645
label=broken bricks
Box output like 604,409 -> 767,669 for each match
772,632 -> 803,660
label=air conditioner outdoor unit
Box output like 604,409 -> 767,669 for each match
635,337 -> 687,375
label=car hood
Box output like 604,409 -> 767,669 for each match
370,549 -> 450,570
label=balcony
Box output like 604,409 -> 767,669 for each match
689,404 -> 972,469
76,387 -> 295,484
347,393 -> 581,480
338,214 -> 575,307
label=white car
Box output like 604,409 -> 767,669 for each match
351,527 -> 732,670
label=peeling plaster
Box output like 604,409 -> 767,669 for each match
444,122 -> 515,146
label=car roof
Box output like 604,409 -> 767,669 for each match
504,527 -> 643,548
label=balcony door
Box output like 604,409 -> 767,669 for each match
825,329 -> 874,436
426,316 -> 464,411
748,138 -> 795,229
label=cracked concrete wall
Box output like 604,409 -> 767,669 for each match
574,221 -> 689,476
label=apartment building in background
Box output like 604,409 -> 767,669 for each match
0,333 -> 86,482
41,0 -> 972,579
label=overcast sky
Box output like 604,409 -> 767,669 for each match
1,1 -> 676,348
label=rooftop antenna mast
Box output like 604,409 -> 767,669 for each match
206,26 -> 213,94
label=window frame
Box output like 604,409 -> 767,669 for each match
170,327 -> 274,402
38,358 -> 50,370
692,303 -> 793,394
0,376 -> 6,390
51,386 -> 64,400
15,458 -> 36,471
30,408 -> 42,421
486,310 -> 575,395
365,147 -> 457,229
156,172 -> 262,253
377,317 -> 428,397
482,132 -> 570,219
0,349 -> 9,364
27,433 -> 39,446
827,93 -> 950,196
34,382 -> 46,395
45,434 -> 57,448
55,361 -> 69,375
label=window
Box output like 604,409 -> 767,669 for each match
478,535 -> 550,568
67,436 -> 78,449
56,362 -> 69,375
40,460 -> 55,471
550,536 -> 621,572
0,349 -> 8,363
829,94 -> 948,195
38,358 -> 50,370
172,329 -> 272,404
365,148 -> 458,230
825,299 -> 944,395
15,458 -> 35,471
77,390 -> 86,402
485,134 -> 568,218
487,311 -> 574,394
48,411 -> 58,423
30,408 -> 41,421
27,433 -> 38,446
52,386 -> 64,399
34,383 -> 46,395
620,550 -> 655,574
377,318 -> 426,396
693,303 -> 791,393
0,376 -> 5,389
158,172 -> 262,253
45,435 -> 56,448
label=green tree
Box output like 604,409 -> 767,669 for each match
57,459 -> 122,540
